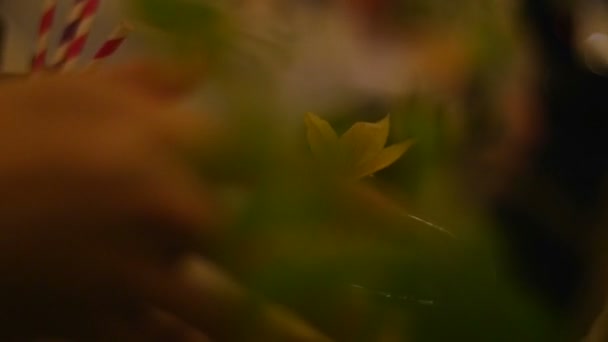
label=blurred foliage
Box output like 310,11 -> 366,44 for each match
132,0 -> 568,340
130,0 -> 230,62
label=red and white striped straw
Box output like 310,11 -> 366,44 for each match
88,21 -> 132,68
32,0 -> 58,71
52,0 -> 87,66
62,0 -> 101,71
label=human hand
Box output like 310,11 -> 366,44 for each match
0,62 -> 329,341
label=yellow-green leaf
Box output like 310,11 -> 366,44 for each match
304,112 -> 338,159
353,140 -> 413,179
339,115 -> 390,168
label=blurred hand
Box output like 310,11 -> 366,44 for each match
0,63 -> 329,341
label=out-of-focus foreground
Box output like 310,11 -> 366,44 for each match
3,0 -> 608,340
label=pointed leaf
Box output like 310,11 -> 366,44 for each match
353,140 -> 413,179
304,112 -> 338,159
339,115 -> 390,168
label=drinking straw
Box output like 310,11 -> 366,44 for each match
52,0 -> 87,66
32,0 -> 58,71
88,21 -> 132,68
62,0 -> 101,71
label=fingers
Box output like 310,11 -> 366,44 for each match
99,59 -> 205,103
136,309 -> 212,342
143,107 -> 212,151
24,305 -> 211,341
125,160 -> 222,256
134,255 -> 332,342
0,60 -> 331,342
87,308 -> 211,342
1,62 -> 214,155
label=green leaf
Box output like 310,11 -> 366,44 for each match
304,112 -> 338,160
131,0 -> 228,54
134,0 -> 221,32
339,115 -> 390,169
354,140 -> 413,179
